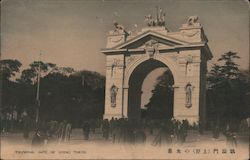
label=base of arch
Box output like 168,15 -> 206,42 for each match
174,115 -> 199,124
103,113 -> 199,123
103,114 -> 126,120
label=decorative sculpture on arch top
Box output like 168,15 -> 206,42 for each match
114,22 -> 124,33
187,15 -> 199,26
144,7 -> 165,27
185,82 -> 194,108
110,84 -> 119,107
109,21 -> 126,35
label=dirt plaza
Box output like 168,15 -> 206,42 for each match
1,129 -> 248,159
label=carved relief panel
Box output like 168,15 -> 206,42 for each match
145,39 -> 159,58
107,57 -> 124,77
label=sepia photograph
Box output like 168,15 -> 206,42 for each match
0,0 -> 249,159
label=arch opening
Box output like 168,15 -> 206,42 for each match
127,59 -> 174,121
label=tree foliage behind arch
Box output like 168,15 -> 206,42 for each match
1,59 -> 105,127
207,51 -> 249,130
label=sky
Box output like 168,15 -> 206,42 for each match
1,0 -> 249,76
1,0 -> 249,106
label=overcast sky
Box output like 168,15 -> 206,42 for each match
1,0 -> 249,76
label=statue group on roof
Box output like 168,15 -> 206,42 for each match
144,7 -> 165,27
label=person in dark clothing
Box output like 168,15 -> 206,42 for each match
123,119 -> 130,143
183,120 -> 189,142
117,119 -> 125,143
152,122 -> 165,146
134,128 -> 146,144
32,130 -> 45,146
228,132 -> 237,147
89,119 -> 96,134
57,120 -> 66,142
112,119 -> 119,143
198,121 -> 204,135
110,117 -> 115,135
22,115 -> 30,140
148,120 -> 154,135
212,126 -> 220,140
168,119 -> 175,144
175,120 -> 181,143
102,119 -> 110,140
82,121 -> 90,140
179,121 -> 188,144
224,127 -> 237,147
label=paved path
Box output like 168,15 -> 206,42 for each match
1,129 -> 249,159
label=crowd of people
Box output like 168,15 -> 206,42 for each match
81,118 -> 190,145
0,109 -> 31,134
27,117 -> 192,146
31,120 -> 72,146
31,117 -> 240,147
113,118 -> 189,145
0,110 -> 240,148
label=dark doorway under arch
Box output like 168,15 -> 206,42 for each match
128,59 -> 174,121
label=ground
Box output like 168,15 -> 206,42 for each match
1,129 -> 249,159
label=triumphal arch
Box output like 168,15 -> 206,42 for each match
101,14 -> 212,123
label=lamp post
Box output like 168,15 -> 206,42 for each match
35,52 -> 42,125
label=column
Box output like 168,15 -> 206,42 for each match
122,87 -> 129,118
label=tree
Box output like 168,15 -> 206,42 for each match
207,51 -> 249,130
144,70 -> 174,120
0,59 -> 22,81
0,59 -> 22,111
48,66 -> 75,76
37,69 -> 105,125
68,71 -> 105,123
218,51 -> 240,79
1,59 -> 106,126
17,61 -> 57,84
